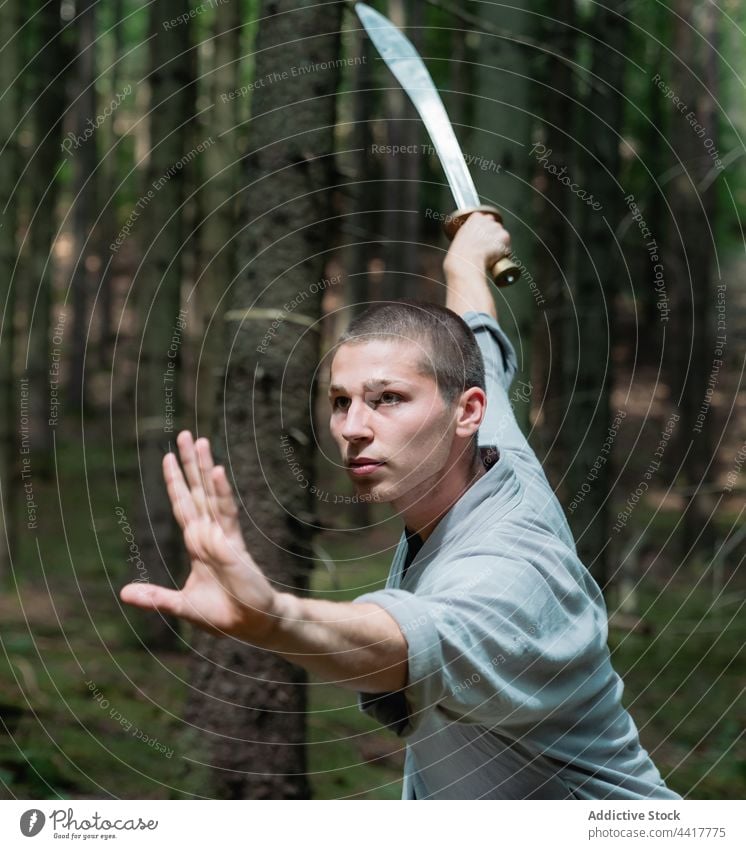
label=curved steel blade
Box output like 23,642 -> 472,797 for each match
356,2 -> 479,211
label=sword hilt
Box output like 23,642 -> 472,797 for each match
442,205 -> 521,287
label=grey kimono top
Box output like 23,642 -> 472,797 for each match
353,311 -> 680,801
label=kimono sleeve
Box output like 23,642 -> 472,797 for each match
354,556 -> 608,739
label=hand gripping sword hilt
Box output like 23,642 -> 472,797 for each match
442,205 -> 521,287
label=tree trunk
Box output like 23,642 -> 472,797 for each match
97,0 -> 125,372
194,0 -> 242,435
381,0 -> 423,300
182,0 -> 344,800
443,14 -> 474,142
473,1 -> 536,433
564,5 -> 629,590
665,0 -> 719,561
133,0 -> 196,649
24,1 -> 67,480
530,0 -> 576,491
640,1 -> 670,331
0,0 -> 21,580
66,0 -> 97,415
346,22 -> 379,316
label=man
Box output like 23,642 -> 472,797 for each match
121,214 -> 680,800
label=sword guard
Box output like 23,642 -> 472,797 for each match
442,205 -> 521,287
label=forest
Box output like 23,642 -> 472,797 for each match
0,0 -> 744,800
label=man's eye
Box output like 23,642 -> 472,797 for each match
332,396 -> 350,411
377,392 -> 401,405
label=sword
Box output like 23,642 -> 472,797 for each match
355,2 -> 520,287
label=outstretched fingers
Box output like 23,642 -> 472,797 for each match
211,464 -> 243,539
177,430 -> 213,514
163,452 -> 198,529
196,437 -> 218,501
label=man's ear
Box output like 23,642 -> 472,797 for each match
454,386 -> 487,438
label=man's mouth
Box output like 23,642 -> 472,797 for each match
347,458 -> 386,477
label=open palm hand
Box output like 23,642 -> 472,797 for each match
120,431 -> 278,641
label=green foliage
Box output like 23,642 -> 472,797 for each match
608,578 -> 746,799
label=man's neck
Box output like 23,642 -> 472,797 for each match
396,452 -> 487,543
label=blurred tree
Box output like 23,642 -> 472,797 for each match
472,0 -> 537,436
562,3 -> 629,590
345,18 -> 380,315
182,0 -> 344,800
25,1 -> 68,479
638,1 -> 670,331
96,0 -> 125,371
442,13 -> 474,138
381,0 -> 424,300
530,0 -> 577,490
66,0 -> 97,414
665,0 -> 720,561
134,0 -> 196,649
194,0 -> 242,435
0,0 -> 22,579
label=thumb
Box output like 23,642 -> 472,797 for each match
120,582 -> 185,617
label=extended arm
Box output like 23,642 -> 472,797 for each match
120,431 -> 407,693
120,220 -> 517,697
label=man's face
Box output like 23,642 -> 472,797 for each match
328,339 -> 458,506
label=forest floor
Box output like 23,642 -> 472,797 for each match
1,487 -> 742,799
0,253 -> 744,800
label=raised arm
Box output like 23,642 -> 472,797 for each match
443,212 -> 510,320
443,214 -> 550,482
120,431 -> 407,693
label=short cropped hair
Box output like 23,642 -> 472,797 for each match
333,300 -> 485,404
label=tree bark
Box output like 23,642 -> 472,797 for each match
181,0 -> 344,799
640,1 -> 670,331
563,5 -> 629,590
194,0 -> 242,435
530,0 -> 576,490
97,0 -> 125,372
0,0 -> 22,580
665,0 -> 719,561
473,1 -> 536,433
346,22 -> 379,315
134,0 -> 196,649
66,0 -> 97,415
24,1 -> 67,479
381,0 -> 423,300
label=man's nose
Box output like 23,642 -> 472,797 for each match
341,398 -> 373,442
